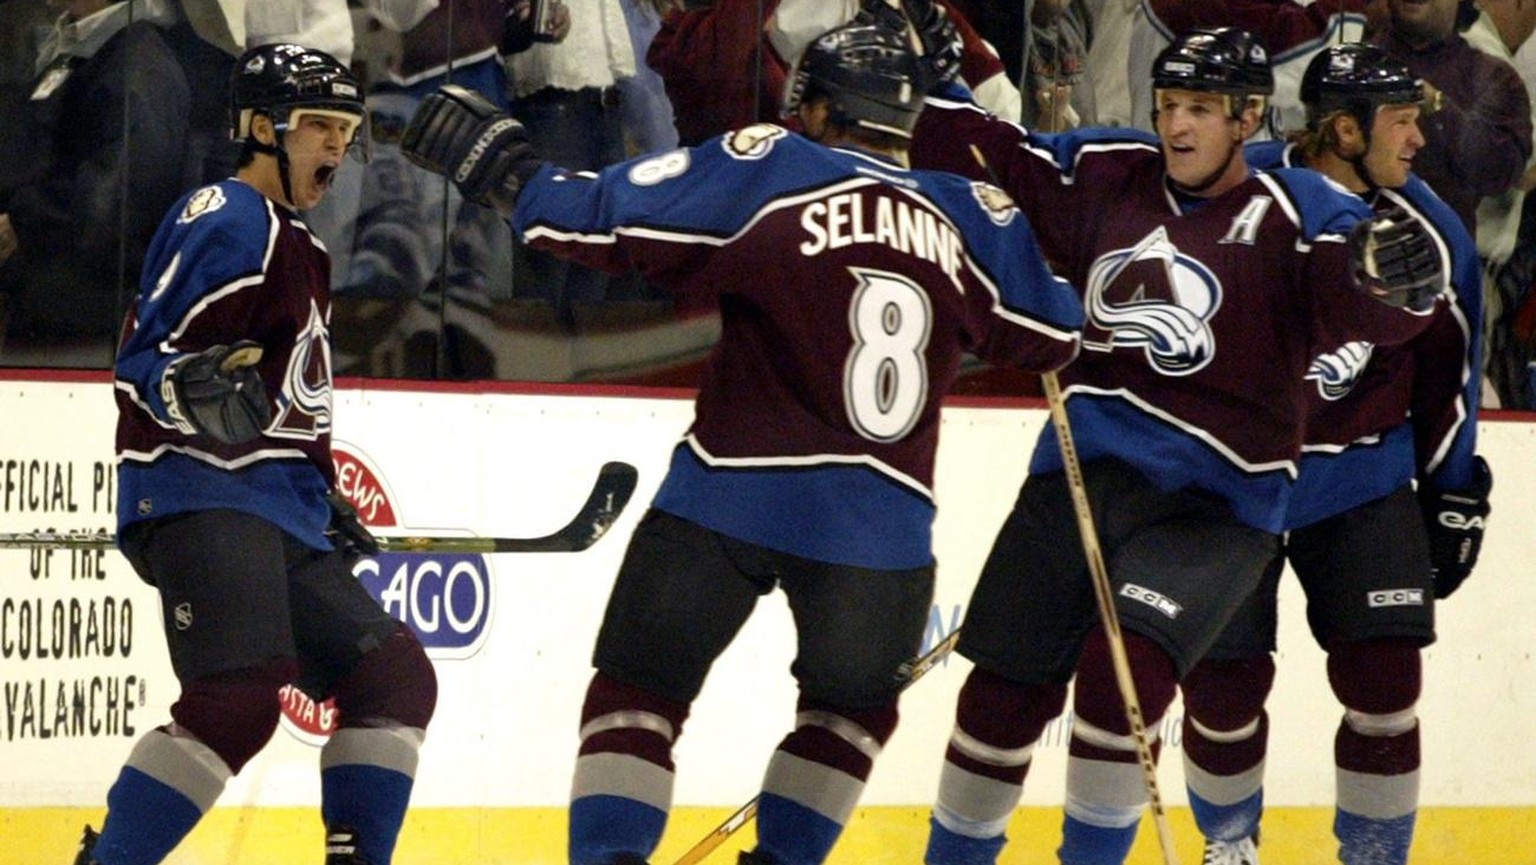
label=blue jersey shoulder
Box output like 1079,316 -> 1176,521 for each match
1262,166 -> 1372,240
141,181 -> 274,315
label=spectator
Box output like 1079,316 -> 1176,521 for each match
1463,0 -> 1536,407
504,0 -> 640,319
401,20 -> 1084,865
650,0 -> 1019,151
619,0 -> 681,154
0,0 -> 189,354
1373,0 -> 1532,235
1127,0 -> 1370,138
329,0 -> 568,302
1182,44 -> 1488,865
245,0 -> 354,65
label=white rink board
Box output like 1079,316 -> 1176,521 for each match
0,379 -> 1532,809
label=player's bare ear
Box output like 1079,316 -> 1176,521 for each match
251,113 -> 278,148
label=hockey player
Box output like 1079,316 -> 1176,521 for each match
1182,44 -> 1491,865
903,27 -> 1449,865
399,20 -> 1085,865
82,44 -> 437,865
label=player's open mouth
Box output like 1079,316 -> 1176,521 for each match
315,164 -> 337,188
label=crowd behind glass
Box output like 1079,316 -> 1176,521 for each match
1,0 -> 1533,407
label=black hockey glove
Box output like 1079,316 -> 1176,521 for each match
1419,456 -> 1492,599
164,341 -> 271,445
401,84 -> 542,219
858,0 -> 962,91
326,491 -> 381,558
1347,206 -> 1444,312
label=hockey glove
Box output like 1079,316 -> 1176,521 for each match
401,84 -> 542,219
1419,455 -> 1492,599
859,0 -> 962,91
326,491 -> 381,558
1347,206 -> 1444,312
164,341 -> 271,445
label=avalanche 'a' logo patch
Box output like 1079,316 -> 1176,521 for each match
1082,226 -> 1221,376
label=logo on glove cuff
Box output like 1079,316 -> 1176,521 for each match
456,118 -> 520,184
1437,511 -> 1484,530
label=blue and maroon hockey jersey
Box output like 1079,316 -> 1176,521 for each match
115,180 -> 337,550
514,125 -> 1085,568
1246,140 -> 1484,528
910,93 -> 1437,533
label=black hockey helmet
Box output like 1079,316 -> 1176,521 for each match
230,43 -> 364,145
783,21 -> 924,139
1301,44 -> 1424,131
1151,27 -> 1274,103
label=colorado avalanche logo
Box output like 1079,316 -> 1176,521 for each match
1082,227 -> 1221,376
1306,341 -> 1374,401
269,298 -> 333,439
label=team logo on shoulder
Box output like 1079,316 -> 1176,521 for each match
1083,226 -> 1221,376
177,186 -> 227,224
724,124 -> 788,160
971,182 -> 1017,226
1306,341 -> 1374,400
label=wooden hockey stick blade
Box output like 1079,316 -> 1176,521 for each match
0,461 -> 640,555
670,629 -> 963,865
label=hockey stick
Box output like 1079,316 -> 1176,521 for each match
1040,371 -> 1178,865
963,139 -> 1177,865
0,461 -> 639,554
669,628 -> 963,865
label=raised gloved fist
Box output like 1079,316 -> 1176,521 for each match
326,491 -> 381,558
401,84 -> 543,218
1348,205 -> 1444,312
163,341 -> 270,445
1419,455 -> 1492,599
857,0 -> 962,91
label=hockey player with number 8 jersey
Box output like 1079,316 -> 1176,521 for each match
401,19 -> 1082,865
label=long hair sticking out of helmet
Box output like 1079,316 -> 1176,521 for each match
1297,43 -> 1424,182
229,43 -> 366,206
1150,27 -> 1274,122
782,22 -> 924,142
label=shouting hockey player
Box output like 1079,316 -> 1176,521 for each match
83,44 -> 437,865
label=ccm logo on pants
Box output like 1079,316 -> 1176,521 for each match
1367,588 -> 1425,608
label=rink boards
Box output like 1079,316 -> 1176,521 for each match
1,377 -> 1532,863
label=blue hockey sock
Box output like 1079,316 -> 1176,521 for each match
924,814 -> 1008,865
753,791 -> 846,865
1188,788 -> 1263,843
1335,808 -> 1415,865
568,793 -> 669,865
321,764 -> 416,864
1058,813 -> 1139,865
92,767 -> 204,865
